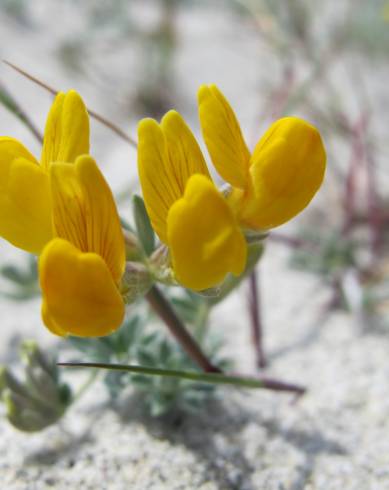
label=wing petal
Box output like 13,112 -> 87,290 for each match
198,84 -> 250,189
41,90 -> 89,170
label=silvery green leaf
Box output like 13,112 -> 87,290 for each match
133,194 -> 155,256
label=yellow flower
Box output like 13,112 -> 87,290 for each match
39,155 -> 126,337
198,84 -> 326,230
137,111 -> 247,291
0,91 -> 89,254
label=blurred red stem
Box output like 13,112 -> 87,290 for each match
342,114 -> 367,235
269,232 -> 309,249
248,268 -> 266,369
3,60 -> 137,148
365,140 -> 382,255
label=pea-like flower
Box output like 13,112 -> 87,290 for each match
198,85 -> 326,230
137,111 -> 247,291
39,155 -> 126,337
0,91 -> 89,254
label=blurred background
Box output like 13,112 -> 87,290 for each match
1,1 -> 389,488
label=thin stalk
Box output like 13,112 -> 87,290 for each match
269,232 -> 308,250
194,301 -> 210,344
365,139 -> 382,255
59,362 -> 305,396
342,114 -> 366,235
248,268 -> 266,369
145,285 -> 221,373
0,80 -> 43,143
3,60 -> 137,148
72,369 -> 99,404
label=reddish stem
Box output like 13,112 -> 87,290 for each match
342,114 -> 367,235
248,269 -> 266,369
365,140 -> 382,255
269,232 -> 309,250
145,286 -> 220,373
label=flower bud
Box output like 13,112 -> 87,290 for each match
3,389 -> 66,432
121,262 -> 153,304
0,341 -> 72,432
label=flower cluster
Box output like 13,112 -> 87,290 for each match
0,85 -> 326,337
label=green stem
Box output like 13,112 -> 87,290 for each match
72,369 -> 99,404
0,80 -> 43,143
59,362 -> 305,395
194,301 -> 210,343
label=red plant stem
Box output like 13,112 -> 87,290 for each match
145,286 -> 306,396
342,110 -> 383,256
145,286 -> 221,373
269,232 -> 309,250
248,268 -> 266,369
3,60 -> 137,148
365,140 -> 382,255
270,65 -> 295,120
258,376 -> 305,396
342,116 -> 364,234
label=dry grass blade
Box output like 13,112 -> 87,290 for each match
3,60 -> 138,148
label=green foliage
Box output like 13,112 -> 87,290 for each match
68,315 -> 143,364
130,334 -> 228,417
345,1 -> 389,56
170,288 -> 210,331
0,82 -> 42,142
68,310 -> 229,416
0,254 -> 40,301
0,84 -> 22,115
290,230 -> 357,278
0,0 -> 30,24
132,194 -> 156,257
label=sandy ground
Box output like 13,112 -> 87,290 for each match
2,246 -> 389,490
1,1 -> 389,489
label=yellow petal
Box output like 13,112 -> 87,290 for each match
238,117 -> 326,229
41,301 -> 67,337
0,137 -> 37,164
137,118 -> 172,243
76,155 -> 125,284
138,112 -> 210,244
161,110 -> 210,181
0,138 -> 52,253
50,162 -> 86,251
198,84 -> 250,189
40,90 -> 89,170
39,238 -> 125,337
167,174 -> 246,291
50,156 -> 125,284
